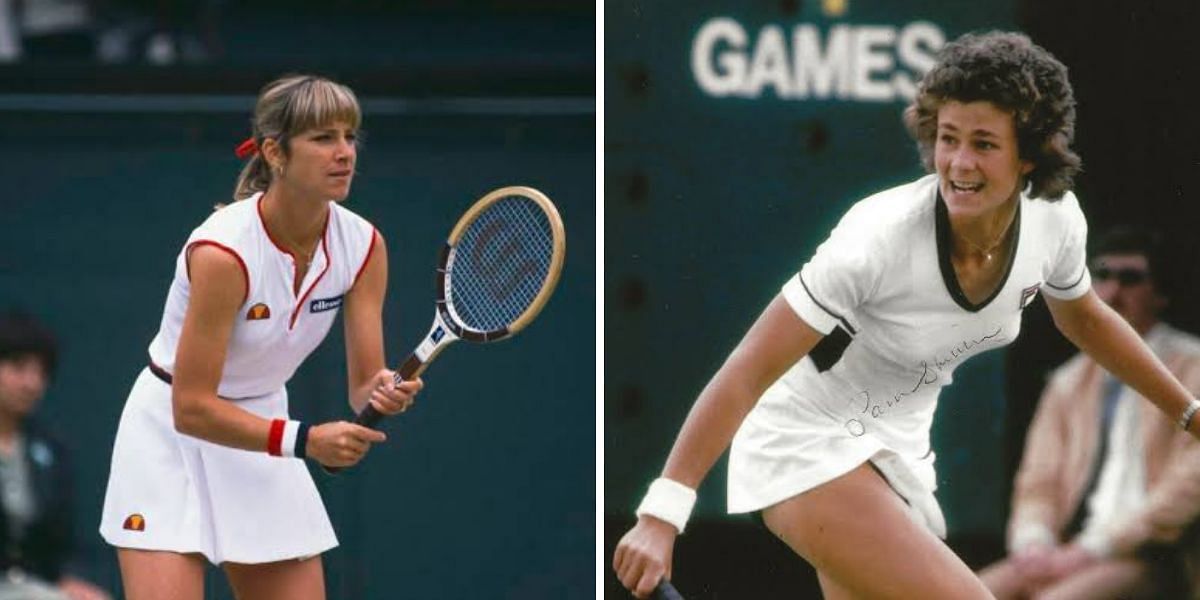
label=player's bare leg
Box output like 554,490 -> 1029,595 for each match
118,548 -> 205,600
762,462 -> 993,600
223,555 -> 326,600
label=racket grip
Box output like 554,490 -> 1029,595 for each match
652,580 -> 684,600
321,353 -> 425,476
355,403 -> 385,428
321,405 -> 384,475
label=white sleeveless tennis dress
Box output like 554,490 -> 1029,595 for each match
100,192 -> 377,564
728,175 -> 1091,537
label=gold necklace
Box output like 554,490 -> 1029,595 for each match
279,237 -> 318,267
958,217 -> 1014,263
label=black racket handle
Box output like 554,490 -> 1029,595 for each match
354,403 -> 385,428
652,580 -> 684,600
321,354 -> 424,475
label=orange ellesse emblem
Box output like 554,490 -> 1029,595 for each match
247,303 -> 271,320
123,513 -> 146,531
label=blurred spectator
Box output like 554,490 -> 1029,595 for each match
979,227 -> 1200,599
96,0 -> 223,65
0,0 -> 94,62
0,311 -> 109,600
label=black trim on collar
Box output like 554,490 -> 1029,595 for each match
935,189 -> 1022,313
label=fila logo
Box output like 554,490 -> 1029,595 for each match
247,303 -> 271,320
123,513 -> 146,531
431,326 -> 445,343
1019,284 -> 1042,310
310,295 -> 344,313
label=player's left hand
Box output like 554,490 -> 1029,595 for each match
366,369 -> 423,415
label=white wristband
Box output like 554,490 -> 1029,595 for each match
280,420 -> 301,458
635,478 -> 697,534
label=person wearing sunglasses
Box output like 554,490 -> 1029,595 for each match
980,227 -> 1200,599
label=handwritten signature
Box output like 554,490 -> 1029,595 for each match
844,326 -> 1006,437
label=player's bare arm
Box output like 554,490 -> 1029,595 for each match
614,294 -> 824,598
1045,290 -> 1197,434
343,232 -> 421,417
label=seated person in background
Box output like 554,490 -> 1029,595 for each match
0,310 -> 109,600
980,227 -> 1200,599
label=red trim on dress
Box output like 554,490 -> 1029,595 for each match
258,193 -> 333,299
289,231 -> 332,330
267,418 -> 285,456
352,228 -> 380,289
256,193 -> 297,261
185,240 -> 250,305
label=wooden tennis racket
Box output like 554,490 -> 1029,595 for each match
328,186 -> 565,471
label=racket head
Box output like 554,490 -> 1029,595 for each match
436,186 -> 565,342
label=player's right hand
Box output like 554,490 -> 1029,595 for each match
306,421 -> 387,467
613,515 -> 678,599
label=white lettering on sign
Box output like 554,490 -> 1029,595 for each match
691,18 -> 946,102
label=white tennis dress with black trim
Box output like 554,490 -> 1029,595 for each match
728,174 -> 1091,537
100,191 -> 377,564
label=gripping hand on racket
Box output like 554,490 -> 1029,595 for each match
358,368 -> 423,416
305,422 -> 387,468
614,515 -> 678,599
307,370 -> 421,467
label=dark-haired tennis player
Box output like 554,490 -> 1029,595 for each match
100,74 -> 421,600
615,31 -> 1200,599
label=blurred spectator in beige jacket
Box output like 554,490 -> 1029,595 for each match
980,227 -> 1200,599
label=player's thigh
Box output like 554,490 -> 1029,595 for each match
223,555 -> 325,600
1035,559 -> 1154,600
117,548 -> 205,600
815,569 -> 857,600
761,462 -> 992,600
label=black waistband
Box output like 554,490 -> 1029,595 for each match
146,361 -> 267,401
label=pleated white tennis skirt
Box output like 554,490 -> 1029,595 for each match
99,368 -> 337,564
728,381 -> 947,538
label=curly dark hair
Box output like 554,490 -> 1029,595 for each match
902,31 -> 1081,200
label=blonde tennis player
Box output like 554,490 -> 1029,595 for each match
100,75 -> 421,600
614,31 -> 1200,599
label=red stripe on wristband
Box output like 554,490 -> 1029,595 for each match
267,419 -> 285,456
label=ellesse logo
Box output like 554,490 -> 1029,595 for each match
310,295 -> 344,313
123,513 -> 146,531
247,303 -> 271,320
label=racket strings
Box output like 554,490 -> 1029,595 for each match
448,195 -> 555,331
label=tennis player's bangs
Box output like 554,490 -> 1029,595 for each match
286,79 -> 362,136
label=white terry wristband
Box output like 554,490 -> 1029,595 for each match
280,420 -> 301,458
635,478 -> 697,534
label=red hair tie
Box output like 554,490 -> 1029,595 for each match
235,137 -> 259,160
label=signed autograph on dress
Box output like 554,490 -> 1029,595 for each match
844,326 -> 1007,436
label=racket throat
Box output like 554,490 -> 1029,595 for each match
408,312 -> 453,367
